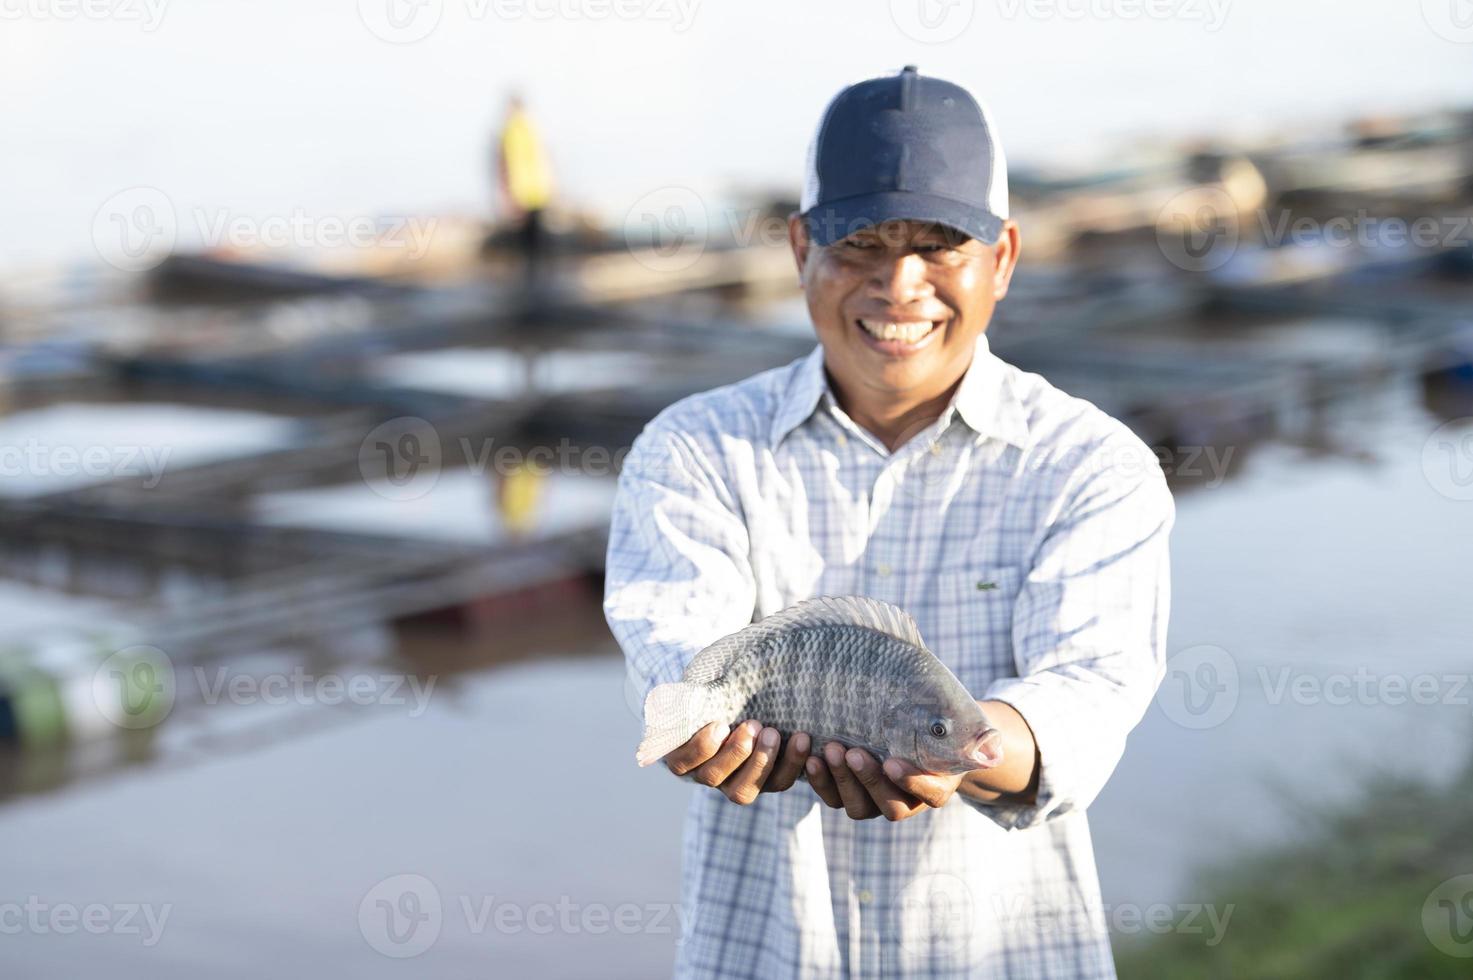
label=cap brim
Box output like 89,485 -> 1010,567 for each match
801,191 -> 1004,247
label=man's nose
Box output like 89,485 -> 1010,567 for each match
868,252 -> 932,305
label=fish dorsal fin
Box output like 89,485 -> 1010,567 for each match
682,595 -> 926,685
778,595 -> 926,648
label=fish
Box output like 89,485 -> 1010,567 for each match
636,595 -> 1004,774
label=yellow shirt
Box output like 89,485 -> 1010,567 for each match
500,109 -> 553,212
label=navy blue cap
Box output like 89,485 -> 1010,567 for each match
800,66 -> 1009,247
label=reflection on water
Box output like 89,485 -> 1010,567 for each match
0,643 -> 688,980
0,370 -> 1470,977
0,403 -> 301,498
253,468 -> 619,545
1095,374 -> 1473,910
372,347 -> 662,399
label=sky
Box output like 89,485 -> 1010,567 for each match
2,0 -> 1471,268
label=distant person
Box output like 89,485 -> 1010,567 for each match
495,458 -> 544,538
496,93 -> 554,290
605,66 -> 1174,977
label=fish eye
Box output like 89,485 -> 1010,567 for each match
929,720 -> 948,738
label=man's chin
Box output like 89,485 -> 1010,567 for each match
857,353 -> 945,393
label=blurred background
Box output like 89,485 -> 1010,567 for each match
3,1 -> 1473,977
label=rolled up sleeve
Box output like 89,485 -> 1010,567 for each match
966,449 -> 1175,831
603,420 -> 758,700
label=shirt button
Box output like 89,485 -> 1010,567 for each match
929,442 -> 942,456
836,434 -> 848,447
857,889 -> 874,904
875,563 -> 891,578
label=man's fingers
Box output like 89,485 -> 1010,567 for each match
847,749 -> 926,822
722,727 -> 781,805
763,731 -> 810,794
883,759 -> 959,810
805,754 -> 844,809
677,728 -> 955,816
664,722 -> 729,777
824,742 -> 879,820
690,720 -> 762,788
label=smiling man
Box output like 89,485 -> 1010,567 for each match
605,66 -> 1174,978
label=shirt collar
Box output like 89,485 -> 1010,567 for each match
769,333 -> 1030,450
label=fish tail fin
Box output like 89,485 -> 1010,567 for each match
636,681 -> 712,767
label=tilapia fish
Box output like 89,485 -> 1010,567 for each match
636,595 -> 1003,774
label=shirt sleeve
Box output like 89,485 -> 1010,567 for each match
963,446 -> 1175,831
603,420 -> 758,702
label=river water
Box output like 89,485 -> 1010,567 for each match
1,368 -> 1471,977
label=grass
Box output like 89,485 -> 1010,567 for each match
1113,747 -> 1473,979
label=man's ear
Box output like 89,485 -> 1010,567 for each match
990,220 -> 1022,301
788,214 -> 811,284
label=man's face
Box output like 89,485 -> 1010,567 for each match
788,217 -> 1020,408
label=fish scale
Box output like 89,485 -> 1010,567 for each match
635,595 -> 1003,775
726,626 -> 920,756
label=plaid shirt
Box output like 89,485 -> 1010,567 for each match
604,334 -> 1174,979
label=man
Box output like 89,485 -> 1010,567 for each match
605,66 -> 1173,978
496,92 -> 554,289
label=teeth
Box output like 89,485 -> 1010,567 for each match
859,319 -> 935,343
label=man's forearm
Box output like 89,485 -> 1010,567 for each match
958,700 -> 1040,806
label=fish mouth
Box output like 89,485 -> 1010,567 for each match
965,730 -> 1004,769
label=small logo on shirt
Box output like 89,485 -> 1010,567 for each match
975,581 -> 998,591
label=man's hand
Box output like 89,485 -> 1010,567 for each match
806,744 -> 965,821
663,720 -> 812,806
